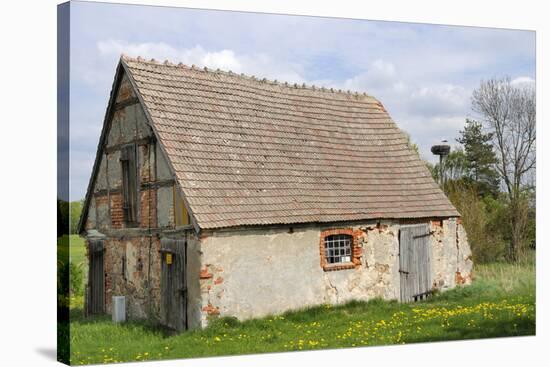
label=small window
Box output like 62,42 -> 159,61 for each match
120,144 -> 138,225
324,234 -> 353,264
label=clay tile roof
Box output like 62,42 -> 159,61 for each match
120,55 -> 459,229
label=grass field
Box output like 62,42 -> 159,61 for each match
67,242 -> 535,365
71,234 -> 87,265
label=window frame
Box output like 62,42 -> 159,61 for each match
324,234 -> 353,265
120,144 -> 139,226
319,228 -> 361,271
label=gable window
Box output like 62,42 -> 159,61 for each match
120,144 -> 138,225
324,234 -> 352,264
319,229 -> 361,271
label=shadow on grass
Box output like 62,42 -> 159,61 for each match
70,307 -> 179,338
277,297 -> 397,323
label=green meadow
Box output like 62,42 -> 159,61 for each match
67,240 -> 535,365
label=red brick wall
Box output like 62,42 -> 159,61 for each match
90,185 -> 160,229
140,188 -> 157,228
110,193 -> 124,229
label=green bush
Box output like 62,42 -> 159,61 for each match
446,182 -> 507,263
58,260 -> 84,297
70,262 -> 84,296
483,193 -> 535,262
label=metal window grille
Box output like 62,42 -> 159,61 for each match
324,234 -> 352,264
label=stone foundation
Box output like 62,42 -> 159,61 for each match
101,236 -> 162,320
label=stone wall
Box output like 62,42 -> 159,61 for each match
101,235 -> 162,319
197,218 -> 472,327
430,219 -> 473,289
91,230 -> 203,329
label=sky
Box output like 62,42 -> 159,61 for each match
68,1 -> 536,201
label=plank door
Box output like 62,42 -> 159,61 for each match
399,224 -> 432,302
88,239 -> 105,314
160,238 -> 187,331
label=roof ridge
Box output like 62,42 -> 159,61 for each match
120,54 -> 373,100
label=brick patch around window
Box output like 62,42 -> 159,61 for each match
319,228 -> 362,271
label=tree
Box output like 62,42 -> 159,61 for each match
446,181 -> 507,263
442,149 -> 469,182
456,119 -> 500,197
69,200 -> 84,234
403,132 -> 420,157
472,77 -> 536,261
430,149 -> 468,186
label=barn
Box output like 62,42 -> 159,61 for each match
79,55 -> 473,331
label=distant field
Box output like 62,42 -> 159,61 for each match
68,254 -> 535,365
69,235 -> 87,266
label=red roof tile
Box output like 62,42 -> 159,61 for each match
121,56 -> 459,229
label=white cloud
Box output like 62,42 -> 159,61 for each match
341,59 -> 401,93
98,40 -> 243,72
95,39 -> 306,84
408,83 -> 470,116
338,59 -> 470,121
511,76 -> 536,87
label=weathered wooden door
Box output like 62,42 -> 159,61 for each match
88,240 -> 105,314
160,238 -> 187,331
399,224 -> 432,302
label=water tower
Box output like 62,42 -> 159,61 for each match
431,140 -> 450,185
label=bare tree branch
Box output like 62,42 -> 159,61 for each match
471,77 -> 536,260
